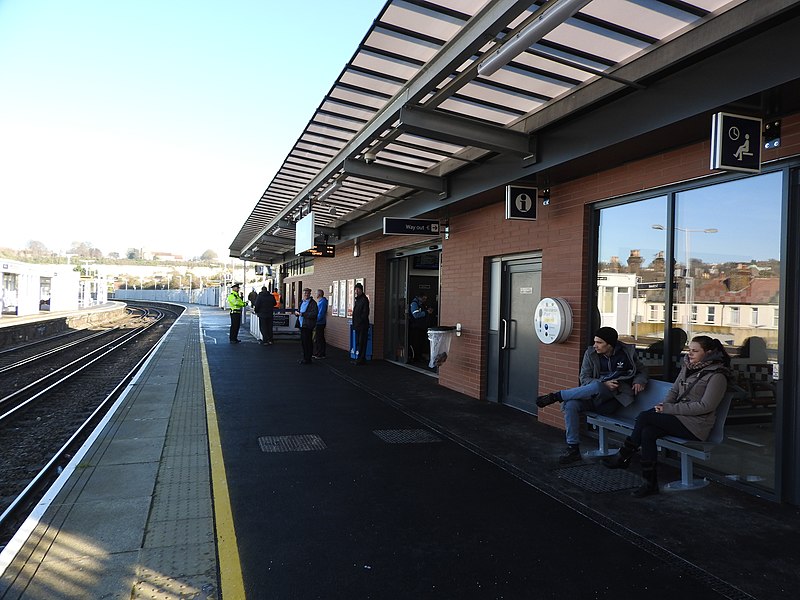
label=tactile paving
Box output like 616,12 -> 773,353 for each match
258,434 -> 327,452
372,428 -> 442,444
555,463 -> 642,493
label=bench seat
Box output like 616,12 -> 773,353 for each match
585,379 -> 732,491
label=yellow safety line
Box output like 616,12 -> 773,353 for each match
201,335 -> 246,599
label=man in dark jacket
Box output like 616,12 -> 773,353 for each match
295,288 -> 317,364
536,327 -> 648,464
254,286 -> 276,345
351,282 -> 370,365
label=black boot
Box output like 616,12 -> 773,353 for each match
536,391 -> 562,408
601,438 -> 638,469
631,461 -> 659,498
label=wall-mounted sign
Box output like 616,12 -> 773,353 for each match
534,297 -> 573,345
710,112 -> 762,173
505,185 -> 537,220
383,217 -> 440,235
299,244 -> 335,257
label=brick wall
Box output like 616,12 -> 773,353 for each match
283,112 -> 800,429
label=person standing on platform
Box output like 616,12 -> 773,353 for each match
248,287 -> 258,308
408,293 -> 433,363
351,282 -> 370,365
254,285 -> 276,345
313,289 -> 328,358
295,288 -> 317,364
227,283 -> 247,344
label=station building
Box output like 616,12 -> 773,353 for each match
229,1 -> 800,504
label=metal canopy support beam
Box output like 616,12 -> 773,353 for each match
398,106 -> 535,158
343,158 -> 447,196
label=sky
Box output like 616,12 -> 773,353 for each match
0,0 -> 386,260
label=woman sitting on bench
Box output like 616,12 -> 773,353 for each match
603,335 -> 731,498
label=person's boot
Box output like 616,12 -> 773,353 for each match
601,437 -> 638,469
536,391 -> 562,408
558,444 -> 582,465
631,461 -> 659,498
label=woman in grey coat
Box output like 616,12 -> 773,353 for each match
603,335 -> 731,497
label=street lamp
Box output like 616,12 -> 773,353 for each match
652,224 -> 718,337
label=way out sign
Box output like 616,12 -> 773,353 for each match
505,185 -> 537,221
711,112 -> 762,173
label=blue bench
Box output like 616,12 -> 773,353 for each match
585,379 -> 733,491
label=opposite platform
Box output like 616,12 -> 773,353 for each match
0,306 -> 220,599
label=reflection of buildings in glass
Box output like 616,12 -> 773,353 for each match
599,255 -> 779,353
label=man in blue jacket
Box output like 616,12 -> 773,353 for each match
537,327 -> 648,464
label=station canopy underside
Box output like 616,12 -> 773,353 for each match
228,0 -> 792,264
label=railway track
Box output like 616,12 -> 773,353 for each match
0,301 -> 184,547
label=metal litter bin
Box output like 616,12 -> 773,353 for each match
427,326 -> 456,368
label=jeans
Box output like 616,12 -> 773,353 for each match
630,409 -> 698,462
560,381 -> 618,446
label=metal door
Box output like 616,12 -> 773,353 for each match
487,256 -> 541,413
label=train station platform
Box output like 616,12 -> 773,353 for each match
1,304 -> 799,599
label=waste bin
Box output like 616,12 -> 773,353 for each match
427,326 -> 456,368
350,324 -> 373,360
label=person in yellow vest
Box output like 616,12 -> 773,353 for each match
227,283 -> 247,343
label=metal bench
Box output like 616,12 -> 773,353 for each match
585,379 -> 732,491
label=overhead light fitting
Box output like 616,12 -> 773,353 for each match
477,0 -> 591,77
317,179 -> 342,202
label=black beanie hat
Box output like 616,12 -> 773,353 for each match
595,327 -> 618,347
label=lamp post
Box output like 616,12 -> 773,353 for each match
652,224 -> 718,338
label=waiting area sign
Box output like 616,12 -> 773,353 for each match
711,112 -> 762,173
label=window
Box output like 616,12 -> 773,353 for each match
706,306 -> 716,324
691,305 -> 698,323
729,306 -> 740,325
751,307 -> 759,326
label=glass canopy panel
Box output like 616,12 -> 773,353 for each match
320,100 -> 377,122
396,133 -> 463,155
437,97 -> 521,125
546,20 -> 650,64
459,80 -> 545,113
381,1 -> 467,42
365,29 -> 441,64
484,67 -> 572,100
582,0 -> 697,38
340,71 -> 404,97
329,87 -> 388,111
513,51 -> 596,83
351,50 -> 421,82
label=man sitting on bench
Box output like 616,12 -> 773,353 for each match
537,327 -> 649,465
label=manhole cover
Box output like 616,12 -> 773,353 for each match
258,434 -> 327,453
555,463 -> 642,493
373,428 -> 442,444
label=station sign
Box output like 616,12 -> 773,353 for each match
299,244 -> 336,257
383,217 -> 440,236
637,281 -> 678,290
505,185 -> 537,221
711,112 -> 762,173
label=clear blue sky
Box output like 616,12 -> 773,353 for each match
0,0 -> 385,259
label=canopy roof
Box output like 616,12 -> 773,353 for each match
229,0 -> 795,263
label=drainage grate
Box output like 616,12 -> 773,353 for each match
258,434 -> 327,453
555,463 -> 642,493
373,428 -> 442,444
